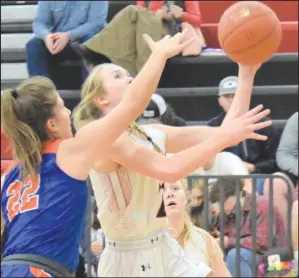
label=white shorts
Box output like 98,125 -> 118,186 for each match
97,229 -> 212,277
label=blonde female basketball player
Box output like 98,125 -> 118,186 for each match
164,179 -> 232,277
73,32 -> 270,276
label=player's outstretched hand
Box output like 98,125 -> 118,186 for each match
221,104 -> 272,146
143,30 -> 195,59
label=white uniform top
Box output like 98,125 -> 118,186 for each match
184,228 -> 225,271
89,125 -> 168,240
184,230 -> 209,266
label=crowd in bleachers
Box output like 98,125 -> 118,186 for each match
1,1 -> 298,278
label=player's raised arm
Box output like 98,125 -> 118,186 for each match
59,32 -> 194,180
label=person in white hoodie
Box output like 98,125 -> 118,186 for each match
195,152 -> 253,193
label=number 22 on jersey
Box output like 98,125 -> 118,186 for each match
6,176 -> 40,222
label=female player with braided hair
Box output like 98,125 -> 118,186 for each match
73,31 -> 271,276
1,32 -> 192,277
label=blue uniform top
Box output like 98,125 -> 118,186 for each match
1,140 -> 88,272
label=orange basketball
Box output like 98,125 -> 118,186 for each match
218,1 -> 282,64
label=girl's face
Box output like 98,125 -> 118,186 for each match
100,64 -> 133,110
163,181 -> 187,217
191,187 -> 203,207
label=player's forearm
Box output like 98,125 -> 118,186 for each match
155,124 -> 221,153
122,52 -> 167,120
222,67 -> 255,125
166,132 -> 231,182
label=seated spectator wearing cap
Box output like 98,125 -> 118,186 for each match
258,247 -> 297,277
210,178 -> 286,278
137,93 -> 187,127
72,1 -> 212,76
208,76 -> 280,196
26,1 -> 108,82
194,151 -> 253,193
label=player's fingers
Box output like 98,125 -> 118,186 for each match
250,109 -> 271,124
243,104 -> 264,119
143,34 -> 154,48
251,133 -> 268,141
162,34 -> 171,40
252,119 -> 272,131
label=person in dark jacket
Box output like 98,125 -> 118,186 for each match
208,76 -> 280,195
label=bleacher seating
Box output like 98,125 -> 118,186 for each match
1,1 -> 298,124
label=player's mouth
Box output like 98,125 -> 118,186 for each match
166,200 -> 177,208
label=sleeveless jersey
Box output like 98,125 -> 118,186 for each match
1,140 -> 88,272
90,125 -> 168,240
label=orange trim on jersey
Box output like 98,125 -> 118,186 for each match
29,266 -> 52,277
42,139 -> 63,154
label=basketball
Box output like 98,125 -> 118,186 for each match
218,1 -> 282,64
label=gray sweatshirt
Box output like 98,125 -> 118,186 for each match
276,112 -> 298,176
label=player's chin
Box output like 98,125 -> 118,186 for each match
165,205 -> 180,215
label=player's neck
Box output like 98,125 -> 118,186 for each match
168,216 -> 184,240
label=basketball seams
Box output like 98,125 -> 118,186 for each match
220,11 -> 276,48
225,16 -> 280,54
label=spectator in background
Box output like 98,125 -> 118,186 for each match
194,151 -> 253,193
72,1 -> 207,76
186,179 -> 205,229
276,112 -> 298,185
137,93 -> 187,126
210,178 -> 286,278
26,1 -> 108,81
208,76 -> 280,195
264,112 -> 298,233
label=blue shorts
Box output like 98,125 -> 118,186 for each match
1,264 -> 54,277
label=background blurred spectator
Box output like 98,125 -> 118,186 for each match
26,1 -> 108,81
263,112 -> 298,236
185,178 -> 220,238
208,76 -> 280,195
186,179 -> 205,229
210,178 -> 286,278
72,1 -> 206,75
194,151 -> 253,193
276,112 -> 298,185
137,93 -> 187,126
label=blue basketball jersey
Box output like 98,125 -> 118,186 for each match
1,140 -> 88,272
